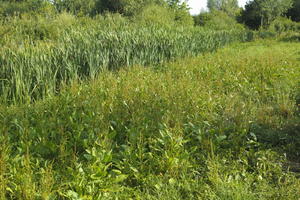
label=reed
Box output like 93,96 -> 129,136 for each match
0,23 -> 251,104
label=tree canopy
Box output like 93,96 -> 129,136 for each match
239,0 -> 293,29
238,0 -> 262,29
207,0 -> 239,16
256,0 -> 293,26
286,0 -> 300,22
1,0 -> 299,31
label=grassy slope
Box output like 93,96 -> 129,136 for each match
0,40 -> 300,199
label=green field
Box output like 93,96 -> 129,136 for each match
0,40 -> 299,199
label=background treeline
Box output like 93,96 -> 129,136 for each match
0,0 -> 196,48
194,0 -> 300,32
1,0 -> 300,42
0,0 -> 193,24
1,0 -> 300,29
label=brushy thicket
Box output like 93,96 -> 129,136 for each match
194,11 -> 245,31
269,17 -> 300,34
266,17 -> 300,42
0,14 -> 252,105
0,41 -> 299,200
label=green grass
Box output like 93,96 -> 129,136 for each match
0,40 -> 299,199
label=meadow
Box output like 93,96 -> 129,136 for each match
0,38 -> 299,199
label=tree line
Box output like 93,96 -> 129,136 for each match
0,0 -> 300,30
201,0 -> 300,29
0,0 -> 190,16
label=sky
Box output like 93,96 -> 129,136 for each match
188,0 -> 249,15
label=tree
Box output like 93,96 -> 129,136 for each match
239,0 -> 293,29
286,0 -> 300,22
166,0 -> 194,26
256,0 -> 293,26
193,11 -> 211,26
207,0 -> 222,11
167,0 -> 188,9
53,0 -> 96,15
52,0 -> 193,19
0,0 -> 54,17
53,0 -> 166,16
238,0 -> 262,29
207,0 -> 239,16
194,11 -> 244,30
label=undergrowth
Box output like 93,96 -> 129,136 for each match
0,41 -> 299,199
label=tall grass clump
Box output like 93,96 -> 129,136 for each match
0,19 -> 252,104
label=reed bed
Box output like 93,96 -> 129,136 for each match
0,24 -> 251,104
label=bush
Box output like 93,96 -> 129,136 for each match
53,0 -> 97,16
172,6 -> 194,27
280,32 -> 300,42
194,11 -> 245,31
0,0 -> 55,17
133,4 -> 175,27
134,4 -> 193,27
255,30 -> 277,39
0,12 -> 77,44
193,12 -> 211,26
269,17 -> 300,34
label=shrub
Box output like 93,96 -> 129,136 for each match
133,4 -> 175,27
134,4 -> 193,27
0,0 -> 55,17
172,6 -> 194,27
280,32 -> 300,42
0,12 -> 77,44
269,17 -> 299,34
193,12 -> 211,26
53,0 -> 97,16
194,11 -> 245,31
255,30 -> 277,39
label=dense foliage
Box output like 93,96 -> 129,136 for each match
269,17 -> 300,33
0,14 -> 251,105
239,0 -> 293,28
0,1 -> 299,199
207,0 -> 240,16
238,0 -> 262,29
286,0 -> 300,22
193,11 -> 245,30
1,41 -> 300,199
